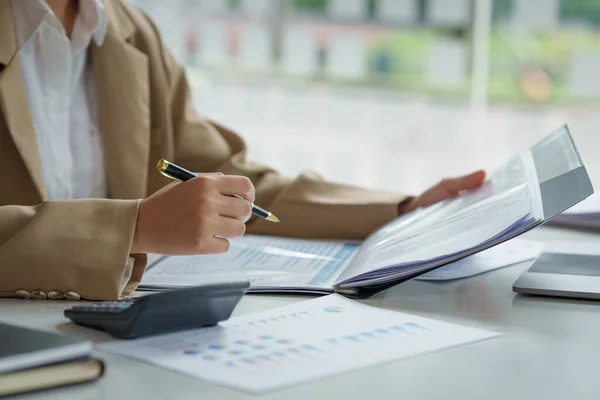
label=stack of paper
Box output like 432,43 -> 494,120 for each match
336,148 -> 545,290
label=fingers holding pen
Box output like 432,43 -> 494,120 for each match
132,174 -> 255,255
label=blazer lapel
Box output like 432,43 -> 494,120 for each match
92,2 -> 150,199
0,1 -> 47,201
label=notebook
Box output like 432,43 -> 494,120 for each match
0,323 -> 104,397
140,125 -> 593,298
549,193 -> 600,230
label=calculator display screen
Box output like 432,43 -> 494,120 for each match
529,253 -> 600,277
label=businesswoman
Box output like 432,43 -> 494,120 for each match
0,0 -> 485,300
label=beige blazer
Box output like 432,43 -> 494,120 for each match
0,0 -> 407,300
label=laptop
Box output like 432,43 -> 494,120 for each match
513,242 -> 600,300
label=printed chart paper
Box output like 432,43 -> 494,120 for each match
100,295 -> 499,394
141,235 -> 358,291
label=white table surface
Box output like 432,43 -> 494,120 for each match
2,226 -> 600,400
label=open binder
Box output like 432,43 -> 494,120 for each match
140,125 -> 593,298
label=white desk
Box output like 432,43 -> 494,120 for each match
2,227 -> 600,400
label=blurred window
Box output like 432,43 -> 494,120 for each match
126,0 -> 600,193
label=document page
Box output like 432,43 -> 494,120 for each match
416,239 -> 544,281
141,236 -> 359,292
99,294 -> 499,394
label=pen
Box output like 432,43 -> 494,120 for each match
157,159 -> 280,223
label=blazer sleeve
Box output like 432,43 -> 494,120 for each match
162,43 -> 409,241
0,200 -> 146,300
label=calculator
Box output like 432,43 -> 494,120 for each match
64,281 -> 250,339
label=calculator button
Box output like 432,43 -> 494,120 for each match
70,306 -> 96,311
71,305 -> 99,311
70,302 -> 132,312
